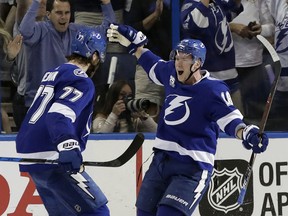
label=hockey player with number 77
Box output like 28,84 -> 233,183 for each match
16,29 -> 110,216
107,24 -> 269,216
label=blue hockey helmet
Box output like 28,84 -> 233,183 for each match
72,28 -> 107,63
170,39 -> 206,66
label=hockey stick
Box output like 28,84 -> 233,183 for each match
107,56 -> 117,87
237,35 -> 281,205
0,133 -> 145,167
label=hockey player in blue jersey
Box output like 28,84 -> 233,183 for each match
107,24 -> 269,216
16,29 -> 110,216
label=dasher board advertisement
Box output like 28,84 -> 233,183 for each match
0,133 -> 287,216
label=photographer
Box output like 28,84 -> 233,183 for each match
92,80 -> 157,133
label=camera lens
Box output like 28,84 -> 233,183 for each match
126,98 -> 150,112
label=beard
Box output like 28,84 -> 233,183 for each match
86,60 -> 100,78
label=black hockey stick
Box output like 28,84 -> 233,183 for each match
0,133 -> 145,167
237,35 -> 281,205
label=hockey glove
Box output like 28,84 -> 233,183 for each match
242,125 -> 268,153
57,139 -> 83,173
107,24 -> 148,54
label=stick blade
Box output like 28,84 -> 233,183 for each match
84,133 -> 145,167
256,35 -> 280,62
0,133 -> 145,168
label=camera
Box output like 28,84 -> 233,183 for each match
123,95 -> 150,112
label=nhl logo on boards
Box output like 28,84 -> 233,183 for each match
199,160 -> 254,215
208,168 -> 242,213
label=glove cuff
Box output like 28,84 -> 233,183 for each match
132,31 -> 147,44
242,125 -> 259,141
57,139 -> 80,152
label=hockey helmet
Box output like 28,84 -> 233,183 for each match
72,28 -> 107,63
170,39 -> 206,66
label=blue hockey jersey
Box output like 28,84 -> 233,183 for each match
16,63 -> 95,172
138,50 -> 245,172
181,0 -> 243,86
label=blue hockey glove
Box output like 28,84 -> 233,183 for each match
242,125 -> 268,153
57,140 -> 83,173
107,24 -> 148,54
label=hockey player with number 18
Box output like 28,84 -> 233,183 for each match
107,24 -> 269,216
16,29 -> 110,216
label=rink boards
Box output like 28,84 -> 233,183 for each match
0,132 -> 287,216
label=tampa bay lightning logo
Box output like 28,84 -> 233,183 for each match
214,15 -> 233,54
276,15 -> 288,53
84,112 -> 93,137
164,94 -> 191,125
74,68 -> 88,78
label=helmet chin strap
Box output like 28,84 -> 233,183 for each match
185,63 -> 200,82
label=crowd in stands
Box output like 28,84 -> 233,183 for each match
1,0 -> 287,133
